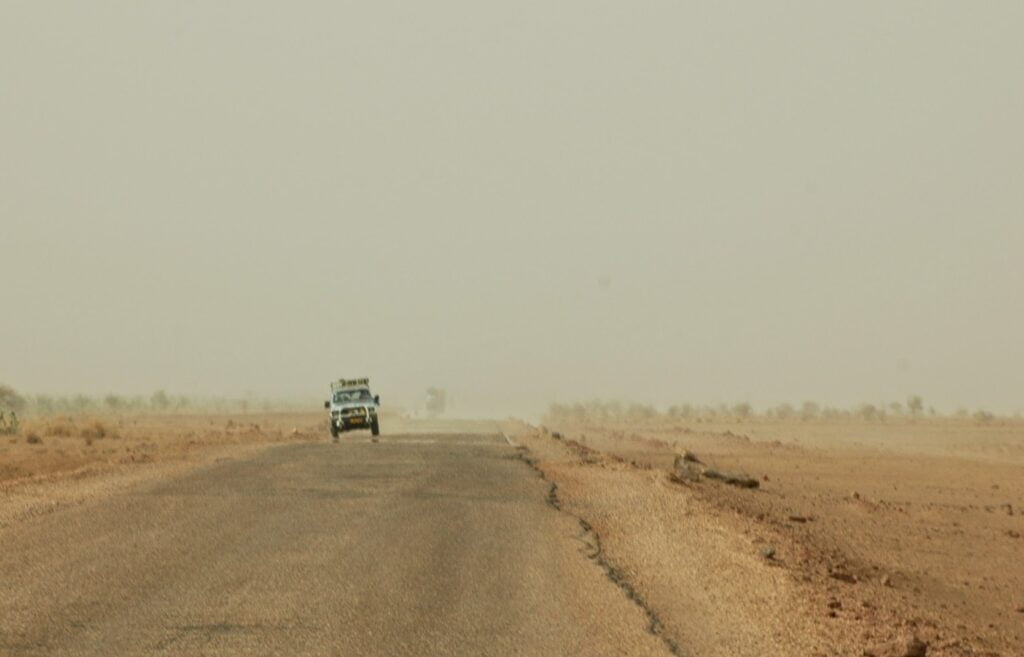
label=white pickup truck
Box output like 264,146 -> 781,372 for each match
324,378 -> 381,438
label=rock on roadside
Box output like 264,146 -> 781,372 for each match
671,452 -> 760,489
864,635 -> 928,657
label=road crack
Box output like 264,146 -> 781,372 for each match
513,449 -> 685,657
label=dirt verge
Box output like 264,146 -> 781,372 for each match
516,421 -> 1024,657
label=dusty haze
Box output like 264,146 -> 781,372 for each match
2,2 -> 1022,417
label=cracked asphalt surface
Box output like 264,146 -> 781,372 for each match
0,433 -> 671,656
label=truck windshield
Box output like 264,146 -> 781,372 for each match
334,389 -> 373,403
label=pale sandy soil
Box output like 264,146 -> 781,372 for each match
5,412 -> 1022,655
0,411 -> 477,486
523,417 -> 1024,656
0,412 -> 322,482
0,412 -> 323,527
0,413 -> 502,527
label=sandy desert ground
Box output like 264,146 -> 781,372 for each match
523,416 -> 1024,656
2,411 -> 1022,656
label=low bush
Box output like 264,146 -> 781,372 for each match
44,420 -> 75,437
80,421 -> 108,440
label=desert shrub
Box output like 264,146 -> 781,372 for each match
44,419 -> 75,437
857,404 -> 880,421
425,387 -> 446,417
150,390 -> 171,411
26,433 -> 42,444
973,410 -> 995,424
0,384 -> 26,413
800,401 -> 820,420
732,403 -> 753,419
0,411 -> 20,435
821,406 -> 844,420
626,403 -> 658,420
668,404 -> 694,418
774,403 -> 795,420
907,395 -> 924,416
80,421 -> 109,440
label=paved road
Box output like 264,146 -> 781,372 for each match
0,433 -> 670,656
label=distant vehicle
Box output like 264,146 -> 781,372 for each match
324,378 -> 380,438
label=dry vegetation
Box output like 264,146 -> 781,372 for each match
546,396 -> 1009,425
0,383 -> 314,419
0,383 -> 334,484
0,411 -> 330,485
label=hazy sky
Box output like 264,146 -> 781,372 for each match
3,2 -> 1022,416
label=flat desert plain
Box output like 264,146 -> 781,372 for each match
522,416 -> 1024,656
2,411 -> 1022,656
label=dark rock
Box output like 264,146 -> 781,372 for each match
829,570 -> 858,584
864,635 -> 928,657
680,450 -> 702,464
671,454 -> 705,482
704,468 -> 760,489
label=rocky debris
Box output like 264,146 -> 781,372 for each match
670,451 -> 760,488
679,450 -> 702,464
864,635 -> 928,657
671,454 -> 704,482
881,574 -> 893,587
703,468 -> 760,489
759,545 -> 776,560
788,514 -> 812,523
829,569 -> 858,584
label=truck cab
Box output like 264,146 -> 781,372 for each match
325,378 -> 381,438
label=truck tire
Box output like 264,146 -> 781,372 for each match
371,418 -> 380,436
330,420 -> 339,439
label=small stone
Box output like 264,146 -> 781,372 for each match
903,637 -> 928,657
830,570 -> 858,584
704,468 -> 760,489
865,635 -> 928,657
881,574 -> 892,587
851,491 -> 861,500
680,449 -> 702,463
760,546 -> 776,560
